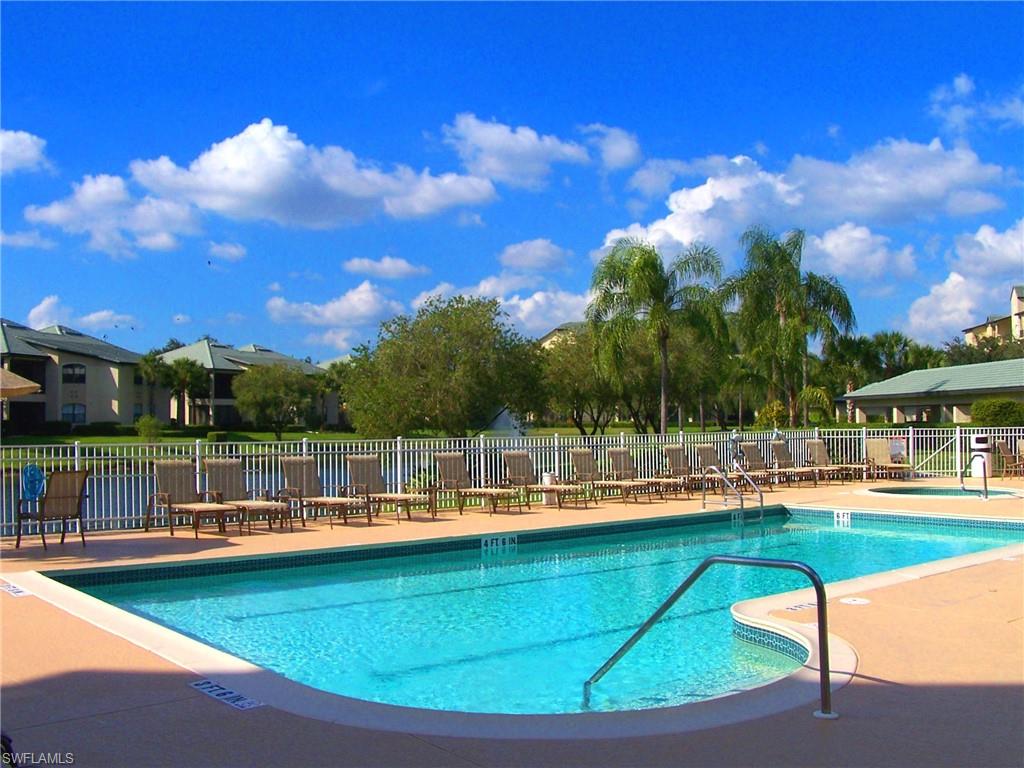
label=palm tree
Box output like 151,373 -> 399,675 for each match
166,358 -> 209,425
136,351 -> 170,417
721,226 -> 855,427
587,238 -> 723,434
822,334 -> 878,423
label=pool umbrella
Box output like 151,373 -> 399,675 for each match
0,369 -> 41,398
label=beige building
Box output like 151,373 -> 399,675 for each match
962,285 -> 1024,346
1,319 -> 144,433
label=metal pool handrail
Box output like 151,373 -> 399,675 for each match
958,456 -> 989,500
701,466 -> 743,511
581,555 -> 839,720
731,462 -> 764,521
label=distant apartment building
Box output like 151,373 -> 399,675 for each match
0,319 -> 144,432
159,339 -> 338,427
962,285 -> 1024,346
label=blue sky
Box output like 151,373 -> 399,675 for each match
2,2 -> 1022,363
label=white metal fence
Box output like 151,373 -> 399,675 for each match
3,426 -> 1022,537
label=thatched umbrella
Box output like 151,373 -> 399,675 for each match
0,369 -> 42,398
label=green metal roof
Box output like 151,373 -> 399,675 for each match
160,339 -> 321,374
847,359 -> 1024,401
0,318 -> 142,364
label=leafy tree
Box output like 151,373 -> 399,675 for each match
345,296 -> 544,437
232,364 -> 316,440
944,336 -> 1024,365
587,238 -> 723,434
754,400 -> 787,430
542,329 -> 616,435
821,335 -> 880,422
135,414 -> 162,442
166,357 -> 210,425
136,351 -> 171,417
155,338 -> 186,354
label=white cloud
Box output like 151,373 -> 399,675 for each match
948,218 -> 1024,277
25,173 -> 196,257
627,158 -> 692,199
806,222 -> 916,280
0,229 -> 56,249
827,124 -> 841,139
602,138 -> 1005,259
27,295 -> 72,329
442,113 -> 588,189
1,129 -> 50,175
753,141 -> 769,157
580,123 -> 641,171
225,312 -> 245,324
306,328 -> 356,352
457,211 -> 485,228
903,271 -> 993,344
172,313 -> 191,325
412,282 -> 457,309
342,255 -> 429,279
267,282 -> 282,292
929,73 -> 1024,133
266,280 -> 403,326
130,118 -> 494,228
498,238 -> 571,271
78,309 -> 137,330
209,241 -> 247,261
501,289 -> 591,335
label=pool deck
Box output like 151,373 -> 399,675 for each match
2,475 -> 1022,767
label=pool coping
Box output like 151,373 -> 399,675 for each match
3,507 -> 1022,740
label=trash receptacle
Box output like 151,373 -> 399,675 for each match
541,472 -> 558,506
969,434 -> 992,478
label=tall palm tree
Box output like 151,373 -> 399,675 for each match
136,351 -> 170,417
822,334 -> 878,423
166,358 -> 209,425
587,238 -> 723,434
721,226 -> 855,427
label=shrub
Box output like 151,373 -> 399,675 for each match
754,400 -> 787,430
970,398 -> 1024,427
135,415 -> 163,443
72,421 -> 121,436
35,421 -> 74,436
206,430 -> 227,443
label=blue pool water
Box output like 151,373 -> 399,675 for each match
76,509 -> 1021,714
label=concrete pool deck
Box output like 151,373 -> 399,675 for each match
1,476 -> 1022,767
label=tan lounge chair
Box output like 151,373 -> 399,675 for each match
607,448 -> 666,500
16,469 -> 90,549
204,458 -> 294,533
769,441 -> 818,487
279,455 -> 371,526
662,445 -> 698,496
804,439 -> 860,483
346,454 -> 434,521
865,438 -> 911,480
694,444 -> 739,493
434,452 -> 521,515
147,460 -> 242,538
995,440 -> 1024,478
502,451 -> 587,509
736,443 -> 777,489
568,448 -> 649,504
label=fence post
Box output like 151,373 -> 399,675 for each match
302,437 -> 309,456
554,433 -> 561,479
620,431 -> 626,448
955,425 -> 962,476
396,436 -> 404,493
194,439 -> 203,494
479,433 -> 486,488
907,425 -> 915,478
74,440 -> 81,471
813,426 -> 820,441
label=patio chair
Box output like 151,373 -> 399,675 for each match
146,460 -> 242,538
736,443 -> 777,490
501,451 -> 587,509
694,444 -> 739,494
607,448 -> 666,500
769,441 -> 818,487
804,439 -> 860,483
994,440 -> 1024,478
433,452 -> 521,515
865,439 -> 911,480
346,454 -> 434,522
204,458 -> 294,533
279,456 -> 371,526
567,448 -> 649,504
15,469 -> 90,549
661,445 -> 699,496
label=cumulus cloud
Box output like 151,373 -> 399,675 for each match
1,129 -> 51,175
342,255 -> 430,279
600,138 -> 1005,260
805,222 -> 916,280
412,282 -> 457,309
209,241 -> 247,261
457,211 -> 485,228
627,158 -> 692,199
306,328 -> 356,351
78,309 -> 137,330
0,229 -> 56,249
948,218 -> 1024,277
580,123 -> 641,171
442,113 -> 588,189
903,272 -> 994,343
498,238 -> 571,271
27,295 -> 72,329
25,174 -> 196,257
929,73 -> 1024,133
130,118 -> 494,228
266,280 -> 403,326
501,289 -> 591,335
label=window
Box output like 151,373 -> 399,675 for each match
62,364 -> 86,384
61,403 -> 86,424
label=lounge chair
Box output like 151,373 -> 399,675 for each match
146,460 -> 242,538
804,439 -> 860,483
865,438 -> 911,480
568,448 -> 650,504
694,444 -> 738,493
434,452 -> 521,515
995,440 -> 1024,478
204,458 -> 294,533
346,454 -> 434,521
501,451 -> 587,509
736,443 -> 777,489
662,445 -> 699,496
279,456 -> 371,526
769,441 -> 818,487
16,469 -> 90,549
607,448 -> 666,500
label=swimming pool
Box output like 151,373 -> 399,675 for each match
868,486 -> 1019,498
62,507 -> 1022,716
